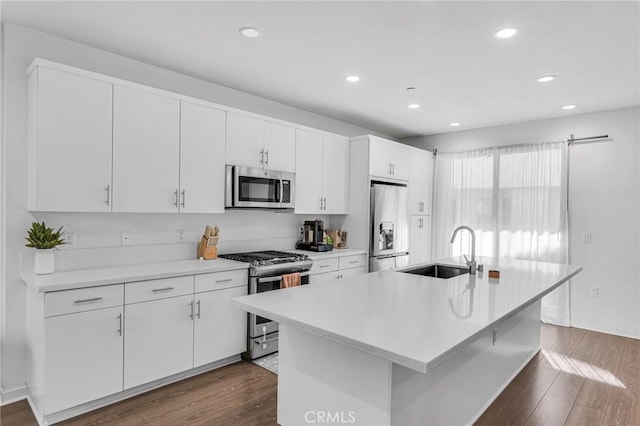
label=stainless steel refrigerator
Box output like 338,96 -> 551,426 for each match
369,182 -> 410,272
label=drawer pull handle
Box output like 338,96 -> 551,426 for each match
74,297 -> 103,304
152,286 -> 175,293
319,265 -> 330,268
349,260 -> 359,264
216,278 -> 233,283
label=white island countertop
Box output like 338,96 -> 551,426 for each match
21,258 -> 249,293
233,257 -> 582,373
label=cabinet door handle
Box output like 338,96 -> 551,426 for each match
264,150 -> 269,165
189,300 -> 194,320
74,297 -> 102,304
319,197 -> 324,210
216,278 -> 233,283
152,286 -> 174,293
196,300 -> 201,319
389,163 -> 393,175
181,190 -> 186,208
105,185 -> 110,206
174,190 -> 179,207
492,330 -> 498,345
117,313 -> 123,336
259,149 -> 264,165
419,201 -> 424,212
323,197 -> 327,210
392,163 -> 395,175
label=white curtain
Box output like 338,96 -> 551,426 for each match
432,142 -> 570,325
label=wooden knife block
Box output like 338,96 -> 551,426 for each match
197,236 -> 218,260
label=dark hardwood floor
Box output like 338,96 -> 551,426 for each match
2,324 -> 638,425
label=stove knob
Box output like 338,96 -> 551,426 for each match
252,260 -> 260,266
260,260 -> 266,266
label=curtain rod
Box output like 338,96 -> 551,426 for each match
567,134 -> 610,145
432,133 -> 611,155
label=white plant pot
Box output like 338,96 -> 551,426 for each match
34,249 -> 55,275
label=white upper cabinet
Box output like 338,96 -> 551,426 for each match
408,147 -> 434,215
369,136 -> 410,181
263,121 -> 296,172
226,113 -> 264,169
295,129 -> 324,214
322,134 -> 349,214
112,85 -> 180,213
295,130 -> 349,214
226,112 -> 295,172
28,66 -> 113,212
179,102 -> 226,213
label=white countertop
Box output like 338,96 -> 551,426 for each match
232,257 -> 582,373
21,258 -> 249,293
289,248 -> 366,260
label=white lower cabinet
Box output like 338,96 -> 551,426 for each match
194,285 -> 247,367
124,294 -> 195,389
45,305 -> 124,414
26,269 -> 249,423
310,253 -> 367,284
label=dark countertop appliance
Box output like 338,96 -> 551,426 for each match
296,219 -> 333,252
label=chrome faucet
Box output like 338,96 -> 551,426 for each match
450,225 -> 477,275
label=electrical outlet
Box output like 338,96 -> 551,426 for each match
177,229 -> 185,241
583,232 -> 592,244
64,232 -> 76,248
121,232 -> 131,246
590,287 -> 599,297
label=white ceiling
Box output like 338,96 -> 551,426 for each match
3,1 -> 639,139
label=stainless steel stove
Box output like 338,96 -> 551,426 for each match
219,250 -> 313,359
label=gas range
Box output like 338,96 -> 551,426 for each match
219,250 -> 313,277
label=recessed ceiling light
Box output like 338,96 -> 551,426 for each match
408,104 -> 420,109
239,27 -> 262,38
494,28 -> 519,39
538,75 -> 556,83
562,104 -> 576,110
449,122 -> 461,127
346,75 -> 360,82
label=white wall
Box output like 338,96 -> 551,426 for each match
0,23 -> 377,399
403,107 -> 640,339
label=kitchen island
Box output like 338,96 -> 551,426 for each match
232,257 -> 582,426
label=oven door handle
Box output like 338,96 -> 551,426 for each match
254,336 -> 279,344
257,271 -> 311,283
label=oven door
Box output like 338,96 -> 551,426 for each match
249,271 -> 310,338
228,165 -> 285,208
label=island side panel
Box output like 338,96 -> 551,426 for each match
278,325 -> 393,426
391,300 -> 542,426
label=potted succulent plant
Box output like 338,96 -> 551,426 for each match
25,221 -> 65,274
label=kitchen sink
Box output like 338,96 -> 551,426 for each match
399,264 -> 469,279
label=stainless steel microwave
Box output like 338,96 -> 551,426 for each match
225,165 -> 295,209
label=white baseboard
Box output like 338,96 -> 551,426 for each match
0,385 -> 27,405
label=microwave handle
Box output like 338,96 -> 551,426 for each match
278,179 -> 283,203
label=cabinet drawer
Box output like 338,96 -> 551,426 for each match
339,254 -> 367,270
310,257 -> 339,274
45,284 -> 124,317
125,276 -> 193,304
194,269 -> 248,293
